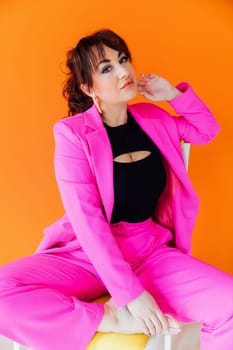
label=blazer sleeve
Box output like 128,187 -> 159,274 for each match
162,82 -> 221,144
53,121 -> 145,307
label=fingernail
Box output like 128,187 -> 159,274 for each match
166,328 -> 181,335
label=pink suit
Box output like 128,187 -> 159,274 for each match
0,82 -> 233,350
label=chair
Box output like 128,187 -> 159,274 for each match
11,143 -> 191,350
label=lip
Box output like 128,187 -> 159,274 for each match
121,80 -> 134,89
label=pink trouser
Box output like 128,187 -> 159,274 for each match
0,218 -> 233,350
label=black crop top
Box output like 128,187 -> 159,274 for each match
104,112 -> 166,223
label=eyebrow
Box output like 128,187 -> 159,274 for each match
95,51 -> 123,69
95,59 -> 110,69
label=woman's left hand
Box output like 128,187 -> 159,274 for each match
137,73 -> 182,102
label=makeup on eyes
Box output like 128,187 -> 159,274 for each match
99,55 -> 129,74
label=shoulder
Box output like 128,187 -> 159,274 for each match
52,111 -> 89,143
53,104 -> 103,140
129,102 -> 168,118
53,113 -> 85,131
129,102 -> 175,126
129,102 -> 180,138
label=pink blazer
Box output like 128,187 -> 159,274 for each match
35,82 -> 220,306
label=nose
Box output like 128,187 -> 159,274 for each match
116,63 -> 129,79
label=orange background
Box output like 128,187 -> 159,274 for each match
0,0 -> 232,273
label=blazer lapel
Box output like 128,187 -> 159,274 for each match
84,105 -> 114,223
128,104 -> 186,178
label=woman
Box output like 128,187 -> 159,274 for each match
0,29 -> 232,350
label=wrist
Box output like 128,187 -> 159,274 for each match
166,87 -> 182,101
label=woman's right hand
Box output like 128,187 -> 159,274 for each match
126,291 -> 181,336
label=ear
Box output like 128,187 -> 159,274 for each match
80,83 -> 93,97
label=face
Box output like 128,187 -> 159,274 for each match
88,45 -> 137,107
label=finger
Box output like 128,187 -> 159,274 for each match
137,78 -> 146,84
144,317 -> 157,336
165,314 -> 181,331
142,73 -> 159,81
138,319 -> 150,336
139,91 -> 148,98
137,80 -> 146,85
140,73 -> 151,81
148,73 -> 159,78
136,318 -> 152,336
147,310 -> 165,335
139,90 -> 156,101
165,314 -> 181,328
155,312 -> 170,334
137,83 -> 146,90
137,88 -> 144,93
137,85 -> 152,94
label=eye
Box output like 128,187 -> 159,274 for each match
101,65 -> 111,74
119,55 -> 129,64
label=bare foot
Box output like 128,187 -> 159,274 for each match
97,298 -> 145,334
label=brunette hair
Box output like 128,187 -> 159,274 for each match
63,29 -> 132,116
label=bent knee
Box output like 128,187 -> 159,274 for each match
0,259 -> 27,291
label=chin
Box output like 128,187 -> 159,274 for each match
124,88 -> 137,101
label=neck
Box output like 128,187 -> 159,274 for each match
101,103 -> 128,127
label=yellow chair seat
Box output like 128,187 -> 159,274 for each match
86,295 -> 148,350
